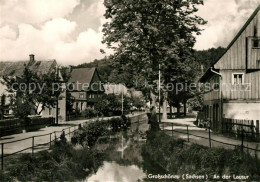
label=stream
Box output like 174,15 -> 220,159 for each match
85,116 -> 166,182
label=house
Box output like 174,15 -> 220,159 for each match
68,67 -> 105,112
199,6 -> 260,131
0,54 -> 66,121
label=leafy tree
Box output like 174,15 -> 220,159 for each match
0,94 -> 6,120
94,93 -> 131,116
102,0 -> 206,116
2,65 -> 62,122
194,47 -> 226,72
187,93 -> 203,111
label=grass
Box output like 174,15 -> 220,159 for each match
0,141 -> 104,182
0,117 -> 125,182
142,131 -> 260,181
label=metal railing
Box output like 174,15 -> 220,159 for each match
0,125 -> 78,170
160,122 -> 260,155
0,113 -> 147,170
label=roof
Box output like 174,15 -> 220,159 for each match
0,60 -> 57,77
104,84 -> 129,95
199,68 -> 220,82
199,5 -> 260,82
69,68 -> 96,91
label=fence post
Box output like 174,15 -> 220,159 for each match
187,125 -> 189,142
241,129 -> 244,152
49,133 -> 52,148
172,123 -> 173,137
1,143 -> 3,170
32,136 -> 34,156
54,132 -> 57,142
69,127 -> 71,137
208,124 -> 211,148
256,120 -> 259,139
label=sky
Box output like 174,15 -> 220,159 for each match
0,0 -> 260,65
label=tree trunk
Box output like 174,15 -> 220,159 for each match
177,105 -> 180,118
162,96 -> 167,120
184,101 -> 187,117
150,91 -> 157,108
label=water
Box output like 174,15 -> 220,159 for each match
87,161 -> 146,182
85,115 -> 165,182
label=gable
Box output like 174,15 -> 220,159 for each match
214,6 -> 260,70
89,70 -> 105,92
69,67 -> 104,91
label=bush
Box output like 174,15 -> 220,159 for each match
71,117 -> 128,147
5,142 -> 104,181
71,120 -> 110,147
82,107 -> 99,118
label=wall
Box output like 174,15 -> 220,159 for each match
223,102 -> 260,120
41,84 -> 66,121
220,70 -> 260,100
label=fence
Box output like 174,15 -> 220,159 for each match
222,118 -> 260,140
0,117 -> 55,137
0,113 -> 147,171
160,122 -> 260,156
0,124 -> 78,170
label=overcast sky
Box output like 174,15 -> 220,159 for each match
0,0 -> 259,65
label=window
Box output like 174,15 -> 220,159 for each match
49,108 -> 52,115
254,26 -> 259,47
232,73 -> 244,85
79,93 -> 84,98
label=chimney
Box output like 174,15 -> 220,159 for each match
28,54 -> 35,66
29,54 -> 35,62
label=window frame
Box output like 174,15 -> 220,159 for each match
232,73 -> 244,85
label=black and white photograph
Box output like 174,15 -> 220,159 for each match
0,0 -> 260,181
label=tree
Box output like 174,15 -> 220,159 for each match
2,65 -> 62,122
102,0 -> 206,118
0,94 -> 6,120
194,47 -> 226,72
131,96 -> 146,111
187,92 -> 203,111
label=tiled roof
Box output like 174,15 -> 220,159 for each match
0,60 -> 56,77
68,68 -> 96,91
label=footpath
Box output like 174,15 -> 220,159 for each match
161,117 -> 260,158
0,113 -> 144,154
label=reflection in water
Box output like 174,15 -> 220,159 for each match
86,115 -> 165,182
117,135 -> 130,159
87,161 -> 146,182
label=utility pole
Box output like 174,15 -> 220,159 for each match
56,66 -> 59,125
158,64 -> 161,123
121,85 -> 124,115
